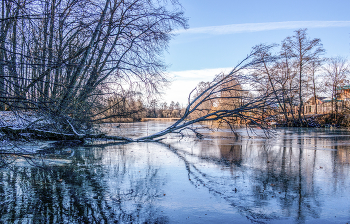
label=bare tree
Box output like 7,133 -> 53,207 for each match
0,0 -> 188,129
324,57 -> 349,117
307,59 -> 324,114
282,29 -> 324,124
189,81 -> 213,120
251,44 -> 290,122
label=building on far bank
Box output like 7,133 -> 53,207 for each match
338,85 -> 350,102
304,85 -> 350,115
304,97 -> 331,114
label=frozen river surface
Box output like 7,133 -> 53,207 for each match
1,122 -> 350,223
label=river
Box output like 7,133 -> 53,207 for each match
1,122 -> 350,223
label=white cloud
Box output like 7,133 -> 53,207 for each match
173,21 -> 350,35
170,67 -> 232,80
162,67 -> 232,105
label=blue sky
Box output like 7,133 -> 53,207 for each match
162,0 -> 350,105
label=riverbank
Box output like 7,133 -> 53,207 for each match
277,113 -> 350,128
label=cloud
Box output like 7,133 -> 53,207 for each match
163,68 -> 232,105
169,67 -> 232,80
173,21 -> 350,35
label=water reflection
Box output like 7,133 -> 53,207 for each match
0,144 -> 168,223
1,124 -> 350,223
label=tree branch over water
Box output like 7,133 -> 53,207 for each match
0,46 -> 278,147
136,50 -> 277,141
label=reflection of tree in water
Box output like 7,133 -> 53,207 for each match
250,136 -> 321,224
0,146 -> 168,223
162,133 -> 334,224
163,141 -> 278,223
218,141 -> 243,167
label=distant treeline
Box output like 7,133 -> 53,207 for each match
102,96 -> 185,122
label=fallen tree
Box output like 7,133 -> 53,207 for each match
0,47 -> 278,145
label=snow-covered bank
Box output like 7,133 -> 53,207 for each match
0,111 -> 44,129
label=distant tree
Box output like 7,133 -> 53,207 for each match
251,44 -> 287,121
324,57 -> 349,116
160,102 -> 168,111
149,99 -> 158,118
169,101 -> 175,110
307,59 -> 324,114
190,81 -> 213,119
215,73 -> 246,124
174,102 -> 181,110
282,29 -> 325,124
98,92 -> 146,122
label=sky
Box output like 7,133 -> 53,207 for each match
161,0 -> 350,106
